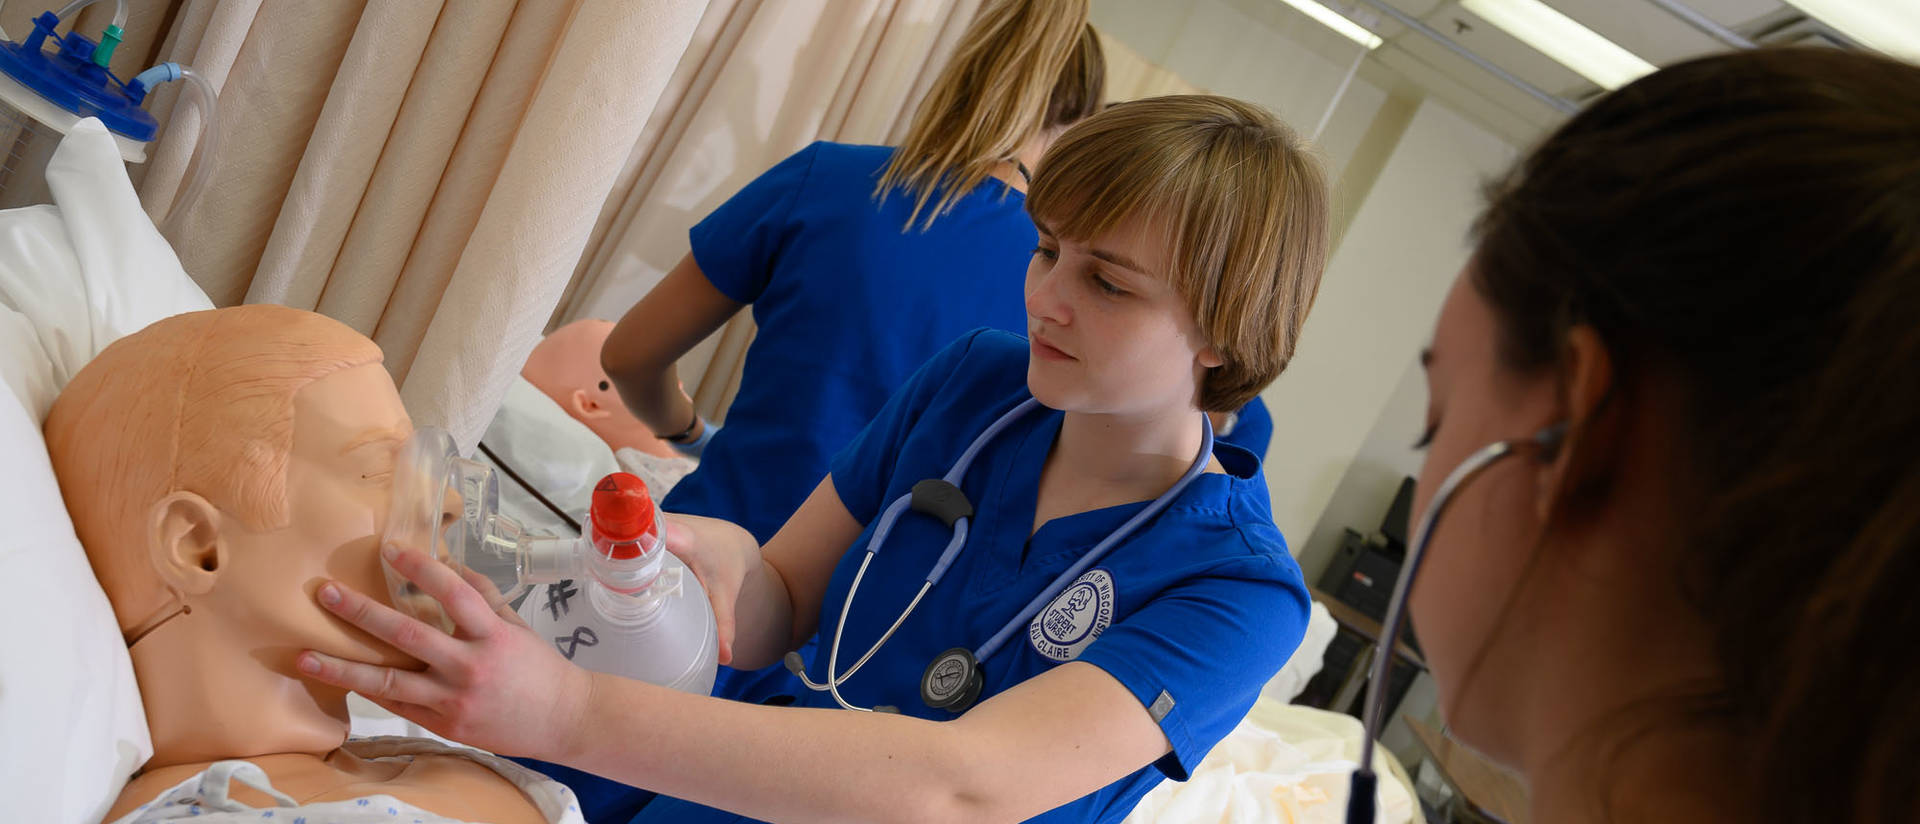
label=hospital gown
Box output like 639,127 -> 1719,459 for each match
110,738 -> 587,824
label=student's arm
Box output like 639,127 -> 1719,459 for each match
300,548 -> 1171,824
600,143 -> 822,443
601,253 -> 741,442
679,477 -> 865,669
558,661 -> 1168,824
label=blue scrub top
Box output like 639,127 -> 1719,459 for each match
636,330 -> 1311,824
1219,396 -> 1273,461
658,140 -> 1037,712
661,141 -> 1035,547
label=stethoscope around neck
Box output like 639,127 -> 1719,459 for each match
1343,421 -> 1566,824
786,396 -> 1214,715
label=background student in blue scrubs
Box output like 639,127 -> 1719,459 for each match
598,1 -> 1103,730
600,0 -> 1103,549
301,94 -> 1329,824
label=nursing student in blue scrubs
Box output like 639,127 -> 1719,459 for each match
301,95 -> 1328,824
596,0 -> 1104,736
600,0 -> 1102,547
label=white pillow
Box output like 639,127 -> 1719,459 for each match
0,118 -> 213,824
475,376 -> 621,538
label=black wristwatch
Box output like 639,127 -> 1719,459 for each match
658,410 -> 702,444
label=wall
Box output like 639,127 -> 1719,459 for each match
1090,0 -> 1390,184
1259,97 -> 1515,553
1297,356 -> 1427,578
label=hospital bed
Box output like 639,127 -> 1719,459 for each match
0,120 -> 1418,824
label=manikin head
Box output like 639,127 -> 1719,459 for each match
44,305 -> 423,760
522,319 -> 677,458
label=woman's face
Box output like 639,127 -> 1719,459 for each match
1408,268 -> 1563,763
1023,213 -> 1220,416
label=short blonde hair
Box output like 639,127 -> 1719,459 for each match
1027,95 -> 1329,411
877,0 -> 1104,230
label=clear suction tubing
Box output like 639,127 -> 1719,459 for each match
381,428 -> 670,632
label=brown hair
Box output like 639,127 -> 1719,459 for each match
876,0 -> 1104,230
1472,48 -> 1920,822
1027,95 -> 1329,411
45,306 -> 383,635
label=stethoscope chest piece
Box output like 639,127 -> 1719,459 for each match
920,646 -> 984,712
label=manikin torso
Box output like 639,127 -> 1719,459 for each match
41,307 -> 546,824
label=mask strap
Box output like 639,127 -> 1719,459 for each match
123,585 -> 191,648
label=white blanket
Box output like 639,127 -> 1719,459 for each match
1124,702 -> 1419,824
108,738 -> 586,824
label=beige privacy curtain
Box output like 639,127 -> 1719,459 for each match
550,0 -> 984,423
129,0 -> 704,449
1096,28 -> 1206,101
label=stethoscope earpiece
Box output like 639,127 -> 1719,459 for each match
1533,420 -> 1569,460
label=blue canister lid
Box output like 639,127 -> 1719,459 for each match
0,12 -> 156,141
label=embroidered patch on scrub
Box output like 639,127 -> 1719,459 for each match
1028,568 -> 1115,661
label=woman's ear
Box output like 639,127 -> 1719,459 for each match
1196,345 -> 1225,370
146,491 -> 229,598
1536,325 -> 1614,521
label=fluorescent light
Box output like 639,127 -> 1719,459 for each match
1461,0 -> 1657,90
1275,0 -> 1384,50
1785,0 -> 1920,62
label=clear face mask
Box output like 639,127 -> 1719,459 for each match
381,427 -> 664,633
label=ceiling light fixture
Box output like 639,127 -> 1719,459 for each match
1276,0 -> 1385,50
1460,0 -> 1657,90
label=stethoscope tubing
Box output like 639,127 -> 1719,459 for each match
1345,423 -> 1563,824
805,395 -> 1215,713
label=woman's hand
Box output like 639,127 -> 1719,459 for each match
660,513 -> 762,666
297,544 -> 596,760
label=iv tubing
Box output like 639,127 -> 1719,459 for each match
54,0 -> 128,66
131,63 -> 219,237
54,0 -> 128,30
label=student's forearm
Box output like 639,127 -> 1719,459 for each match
606,360 -> 698,438
554,676 -> 988,824
727,557 -> 797,670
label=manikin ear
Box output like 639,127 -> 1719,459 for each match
570,388 -> 611,420
146,491 -> 229,598
1535,325 -> 1614,521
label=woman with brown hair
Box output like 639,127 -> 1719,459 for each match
1378,47 -> 1920,823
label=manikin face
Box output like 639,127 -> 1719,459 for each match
200,363 -> 421,669
1024,213 -> 1220,416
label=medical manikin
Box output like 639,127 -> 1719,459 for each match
522,319 -> 680,460
43,306 -> 565,824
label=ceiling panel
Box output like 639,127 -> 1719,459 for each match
1108,0 -> 1862,147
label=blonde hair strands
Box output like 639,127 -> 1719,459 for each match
877,0 -> 1097,230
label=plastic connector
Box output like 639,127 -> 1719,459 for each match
92,23 -> 121,68
126,61 -> 181,104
